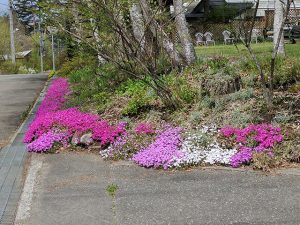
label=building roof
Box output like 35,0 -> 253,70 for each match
180,0 -> 300,18
0,50 -> 32,60
16,50 -> 32,58
182,0 -> 253,18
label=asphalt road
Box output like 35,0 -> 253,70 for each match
15,153 -> 300,225
0,74 -> 48,146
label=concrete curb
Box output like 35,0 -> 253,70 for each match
106,158 -> 300,176
6,77 -> 50,148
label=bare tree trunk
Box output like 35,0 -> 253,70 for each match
130,4 -> 145,49
90,19 -> 106,65
270,0 -> 291,98
71,3 -> 82,39
173,0 -> 196,65
273,0 -> 285,55
139,0 -> 183,67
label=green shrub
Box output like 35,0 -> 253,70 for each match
241,56 -> 300,89
225,88 -> 254,101
68,67 -> 95,83
48,70 -> 56,79
223,109 -> 255,128
206,55 -> 229,71
288,83 -> 300,93
66,62 -> 127,110
118,79 -> 156,116
58,54 -> 97,77
189,111 -> 203,125
164,73 -> 198,104
0,61 -> 19,74
122,97 -> 149,116
199,96 -> 216,109
274,60 -> 300,87
200,71 -> 241,97
272,113 -> 294,124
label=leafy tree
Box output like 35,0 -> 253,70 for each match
13,0 -> 40,32
35,0 -> 197,109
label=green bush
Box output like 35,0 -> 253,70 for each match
0,61 -> 19,74
199,96 -> 216,109
118,79 -> 156,116
58,54 -> 97,77
206,56 -> 229,71
224,109 -> 255,128
164,73 -> 198,104
225,88 -> 254,101
288,83 -> 300,93
274,60 -> 300,87
48,70 -> 56,79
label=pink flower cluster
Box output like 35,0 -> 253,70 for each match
132,127 -> 183,169
24,78 -> 125,152
36,78 -> 70,117
27,130 -> 68,152
220,124 -> 284,167
92,121 -> 127,145
134,123 -> 155,135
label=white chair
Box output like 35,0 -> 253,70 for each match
195,32 -> 205,45
204,32 -> 215,46
222,30 -> 235,44
251,29 -> 259,44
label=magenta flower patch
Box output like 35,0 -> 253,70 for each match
135,123 -> 155,135
24,78 -> 125,152
220,124 -> 284,167
36,78 -> 70,117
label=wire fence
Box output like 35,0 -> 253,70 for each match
184,9 -> 300,44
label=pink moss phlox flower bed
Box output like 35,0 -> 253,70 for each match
220,124 -> 284,167
24,78 -> 125,152
27,130 -> 68,152
92,120 -> 127,145
135,122 -> 155,135
132,127 -> 183,169
36,78 -> 70,117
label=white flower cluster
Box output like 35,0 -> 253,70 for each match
19,65 -> 37,74
99,148 -> 110,159
171,125 -> 237,168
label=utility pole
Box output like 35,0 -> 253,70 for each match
38,21 -> 44,72
47,26 -> 58,71
51,34 -> 55,71
8,0 -> 16,64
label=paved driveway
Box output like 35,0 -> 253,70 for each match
15,153 -> 300,225
0,74 -> 48,146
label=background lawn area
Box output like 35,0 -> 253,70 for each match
196,42 -> 300,59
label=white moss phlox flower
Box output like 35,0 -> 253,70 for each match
170,126 -> 237,168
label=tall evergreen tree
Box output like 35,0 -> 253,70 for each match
13,0 -> 39,32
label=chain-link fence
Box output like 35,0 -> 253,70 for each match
187,9 -> 300,43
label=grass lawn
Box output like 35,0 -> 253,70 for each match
195,42 -> 300,59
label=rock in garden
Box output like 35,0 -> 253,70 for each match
71,133 -> 80,145
80,133 -> 93,145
